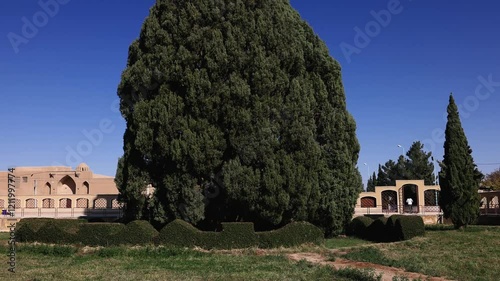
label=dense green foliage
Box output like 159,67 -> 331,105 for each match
16,218 -> 56,242
257,221 -> 324,248
366,217 -> 388,242
76,223 -> 126,246
366,172 -> 376,192
346,216 -> 373,239
157,219 -> 203,247
439,94 -> 483,228
115,0 -> 362,236
219,222 -> 258,249
393,216 -> 425,241
121,220 -> 159,245
17,219 -> 85,244
18,218 -> 323,249
347,215 -> 424,242
375,141 -> 435,186
482,168 -> 500,190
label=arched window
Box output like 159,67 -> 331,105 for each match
42,182 -> 51,195
111,199 -> 121,209
76,198 -> 89,208
26,198 -> 37,208
42,198 -> 55,208
93,198 -> 107,209
82,181 -> 90,195
59,198 -> 72,208
360,197 -> 376,208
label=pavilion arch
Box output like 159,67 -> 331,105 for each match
401,183 -> 419,213
424,189 -> 440,212
58,175 -> 76,195
360,196 -> 376,208
381,190 -> 397,212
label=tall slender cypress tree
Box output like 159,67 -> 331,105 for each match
439,94 -> 482,228
115,0 -> 362,236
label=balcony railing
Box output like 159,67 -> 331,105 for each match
1,207 -> 122,219
480,204 -> 500,215
355,205 -> 442,215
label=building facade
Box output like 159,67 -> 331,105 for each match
0,163 -> 121,220
355,180 -> 442,223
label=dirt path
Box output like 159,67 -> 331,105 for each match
287,252 -> 454,281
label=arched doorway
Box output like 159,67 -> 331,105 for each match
402,184 -> 418,213
57,176 -> 76,195
382,190 -> 397,213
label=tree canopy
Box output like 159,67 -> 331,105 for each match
375,141 -> 435,186
439,94 -> 483,228
115,0 -> 362,236
482,168 -> 500,190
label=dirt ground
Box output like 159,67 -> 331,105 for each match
287,252 -> 455,281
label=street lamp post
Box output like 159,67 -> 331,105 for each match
397,144 -> 405,156
363,163 -> 370,189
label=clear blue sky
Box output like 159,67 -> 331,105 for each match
1,1 -> 499,188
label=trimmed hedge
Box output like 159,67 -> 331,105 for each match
219,223 -> 258,249
18,218 -> 85,244
76,223 -> 126,246
346,216 -> 373,239
257,222 -> 324,248
16,218 -> 324,249
347,215 -> 425,242
121,220 -> 159,245
157,219 -> 203,247
393,216 -> 425,241
366,217 -> 388,242
16,218 -> 54,242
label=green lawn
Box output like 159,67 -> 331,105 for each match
0,240 -> 376,281
340,225 -> 500,281
2,225 -> 498,280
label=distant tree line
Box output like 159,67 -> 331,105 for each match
366,141 -> 436,191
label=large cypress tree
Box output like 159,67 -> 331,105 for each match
439,94 -> 482,228
116,0 -> 362,236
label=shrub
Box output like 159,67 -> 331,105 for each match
28,219 -> 84,244
347,216 -> 374,239
257,222 -> 324,248
217,223 -> 258,249
121,220 -> 159,245
366,217 -> 388,242
16,218 -> 54,242
386,215 -> 405,241
394,216 -> 425,241
157,219 -> 204,247
75,223 -> 125,246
